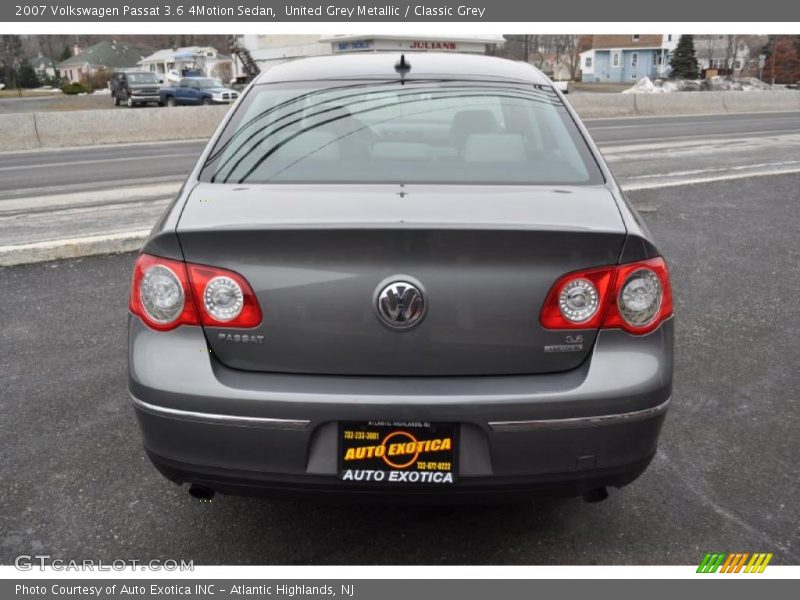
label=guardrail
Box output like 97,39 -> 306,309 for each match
0,105 -> 230,152
567,90 -> 800,119
1,91 -> 799,153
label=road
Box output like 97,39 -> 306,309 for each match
3,111 -> 800,195
1,171 -> 798,565
2,111 -> 800,249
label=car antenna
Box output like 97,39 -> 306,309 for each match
394,54 -> 411,84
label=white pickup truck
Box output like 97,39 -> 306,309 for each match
552,80 -> 570,94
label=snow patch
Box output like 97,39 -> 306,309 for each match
623,76 -> 774,93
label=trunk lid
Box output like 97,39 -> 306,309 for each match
177,183 -> 625,376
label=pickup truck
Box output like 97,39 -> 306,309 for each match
159,77 -> 240,107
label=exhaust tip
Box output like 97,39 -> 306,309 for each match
188,484 -> 215,502
582,487 -> 609,503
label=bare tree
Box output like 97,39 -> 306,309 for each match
0,35 -> 25,89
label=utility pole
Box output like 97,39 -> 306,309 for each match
771,36 -> 776,85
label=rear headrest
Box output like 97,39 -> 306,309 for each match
463,134 -> 526,163
277,131 -> 340,161
450,110 -> 499,150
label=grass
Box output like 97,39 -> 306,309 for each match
568,82 -> 632,93
0,89 -> 61,98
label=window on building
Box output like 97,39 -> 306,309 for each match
734,60 -> 742,69
631,52 -> 639,67
655,52 -> 662,66
585,56 -> 592,68
612,52 -> 620,67
632,35 -> 640,41
667,34 -> 673,42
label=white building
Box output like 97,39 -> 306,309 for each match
138,46 -> 235,82
234,34 -> 505,73
32,54 -> 57,79
693,35 -> 767,75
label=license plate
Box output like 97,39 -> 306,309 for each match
338,421 -> 458,485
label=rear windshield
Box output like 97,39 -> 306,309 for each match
191,78 -> 224,88
127,73 -> 159,84
200,80 -> 603,185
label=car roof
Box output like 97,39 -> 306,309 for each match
255,53 -> 551,85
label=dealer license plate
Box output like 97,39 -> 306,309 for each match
338,421 -> 458,485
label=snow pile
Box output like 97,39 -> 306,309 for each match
36,86 -> 64,93
623,76 -> 774,93
703,76 -> 772,91
622,77 -> 660,93
92,88 -> 111,95
623,77 -> 701,93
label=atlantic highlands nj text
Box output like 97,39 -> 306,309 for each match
13,3 -> 489,19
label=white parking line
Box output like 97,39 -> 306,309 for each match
620,166 -> 800,191
0,183 -> 181,213
0,152 -> 193,172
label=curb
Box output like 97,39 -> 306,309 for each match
0,230 -> 148,267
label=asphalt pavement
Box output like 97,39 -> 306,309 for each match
1,172 -> 798,565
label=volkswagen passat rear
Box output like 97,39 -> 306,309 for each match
128,53 -> 673,501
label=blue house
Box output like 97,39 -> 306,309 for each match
580,34 -> 677,83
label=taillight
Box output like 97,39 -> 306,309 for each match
129,254 -> 261,331
539,266 -> 616,329
603,257 -> 673,335
540,257 -> 672,335
129,254 -> 199,331
186,263 -> 262,328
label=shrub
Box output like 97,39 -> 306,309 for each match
81,70 -> 110,91
61,81 -> 92,95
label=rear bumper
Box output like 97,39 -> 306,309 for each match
129,316 -> 673,497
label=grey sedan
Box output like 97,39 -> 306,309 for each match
128,52 -> 673,501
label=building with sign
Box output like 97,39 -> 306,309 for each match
233,34 -> 505,73
138,46 -> 234,82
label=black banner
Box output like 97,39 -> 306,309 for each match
3,579 -> 797,599
3,0 -> 799,22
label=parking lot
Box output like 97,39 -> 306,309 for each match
1,161 -> 798,564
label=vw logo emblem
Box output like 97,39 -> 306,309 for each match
376,280 -> 426,330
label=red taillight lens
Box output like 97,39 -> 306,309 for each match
186,263 -> 262,328
129,254 -> 262,331
539,265 -> 616,330
603,257 -> 672,335
540,257 -> 673,335
129,254 -> 199,331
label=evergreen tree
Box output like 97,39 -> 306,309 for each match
60,45 -> 72,60
669,35 -> 699,79
17,59 -> 39,88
